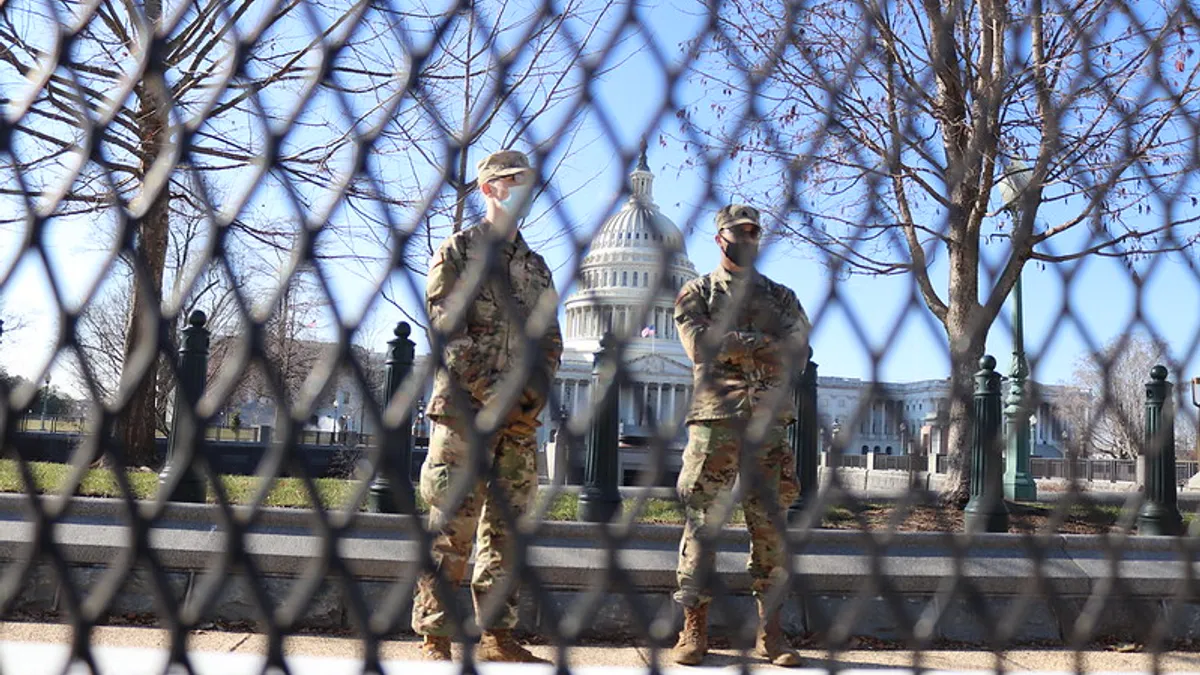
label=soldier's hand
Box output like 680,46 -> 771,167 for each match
722,331 -> 756,357
738,330 -> 767,345
527,369 -> 551,400
505,406 -> 540,436
510,417 -> 538,436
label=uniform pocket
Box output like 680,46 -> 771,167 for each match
418,461 -> 454,511
676,424 -> 738,503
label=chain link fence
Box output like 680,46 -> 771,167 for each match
3,0 -> 1200,670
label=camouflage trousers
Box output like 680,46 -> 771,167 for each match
411,417 -> 538,636
674,421 -> 798,608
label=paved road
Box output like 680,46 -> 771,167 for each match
2,622 -> 1199,672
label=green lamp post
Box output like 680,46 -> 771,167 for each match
997,159 -> 1037,502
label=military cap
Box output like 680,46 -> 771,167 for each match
715,204 -> 761,231
476,149 -> 533,184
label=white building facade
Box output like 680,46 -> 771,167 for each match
816,377 -> 1071,460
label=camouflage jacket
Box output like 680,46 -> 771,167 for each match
674,265 -> 810,424
425,224 -> 563,422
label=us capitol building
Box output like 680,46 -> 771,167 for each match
539,152 -> 1071,486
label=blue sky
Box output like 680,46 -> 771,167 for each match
2,0 -> 1199,400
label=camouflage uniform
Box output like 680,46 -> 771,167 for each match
673,245 -> 811,608
413,219 -> 563,637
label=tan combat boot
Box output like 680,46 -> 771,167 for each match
419,635 -> 451,661
670,604 -> 709,665
755,599 -> 801,667
477,629 -> 550,663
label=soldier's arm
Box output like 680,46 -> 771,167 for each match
674,282 -> 746,364
519,287 -> 562,412
513,269 -> 562,425
756,288 -> 811,377
542,311 -> 563,377
426,240 -> 493,403
541,284 -> 564,377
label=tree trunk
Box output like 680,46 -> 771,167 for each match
941,336 -> 985,506
116,0 -> 170,469
939,230 -> 986,507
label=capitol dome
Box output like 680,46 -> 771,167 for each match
562,149 -> 699,353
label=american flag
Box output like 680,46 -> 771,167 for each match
641,325 -> 656,338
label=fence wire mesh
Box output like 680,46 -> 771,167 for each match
3,0 -> 1200,671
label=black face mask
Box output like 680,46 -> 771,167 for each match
723,240 -> 759,267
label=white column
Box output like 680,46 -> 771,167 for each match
668,385 -> 676,425
559,379 -> 567,413
655,384 -> 663,424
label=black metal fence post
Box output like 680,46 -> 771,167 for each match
158,310 -> 210,503
1137,365 -> 1183,535
578,332 -> 622,522
964,355 -> 1008,533
369,322 -> 415,514
788,347 -> 818,523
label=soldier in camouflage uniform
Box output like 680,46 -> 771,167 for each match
671,204 -> 810,667
414,149 -> 562,663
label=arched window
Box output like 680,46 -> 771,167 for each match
861,445 -> 869,455
643,272 -> 648,286
622,271 -> 628,286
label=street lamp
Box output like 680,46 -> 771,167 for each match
332,398 -> 340,445
40,373 -> 51,428
1062,428 -> 1074,481
998,158 -> 1037,501
1191,377 -> 1200,462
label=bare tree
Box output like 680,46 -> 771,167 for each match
1060,336 -> 1197,460
681,0 -> 1200,502
306,0 -> 620,325
0,0 -> 346,464
2,0 -> 620,463
67,240 -> 247,437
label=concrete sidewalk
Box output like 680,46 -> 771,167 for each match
2,622 -> 1200,672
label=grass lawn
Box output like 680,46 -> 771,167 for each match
0,460 -> 1153,533
0,460 -> 701,523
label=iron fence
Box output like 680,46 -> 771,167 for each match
3,0 -> 1200,671
827,453 -> 868,469
872,453 -> 920,472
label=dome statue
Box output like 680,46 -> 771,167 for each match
562,147 -> 698,355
